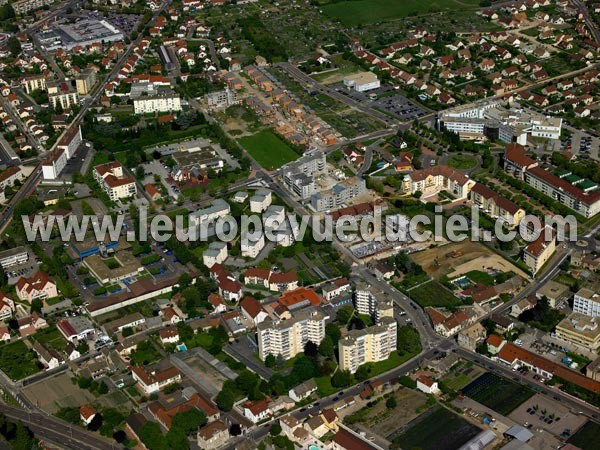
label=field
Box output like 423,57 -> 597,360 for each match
567,421 -> 600,450
407,280 -> 462,308
392,404 -> 482,450
351,388 -> 428,437
239,130 -> 300,170
31,326 -> 68,352
0,341 -> 41,381
447,155 -> 477,170
442,361 -> 484,391
22,373 -> 96,414
320,0 -> 481,26
411,241 -> 527,280
462,372 -> 534,416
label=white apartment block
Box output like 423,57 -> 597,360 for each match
202,242 -> 228,268
93,161 -> 137,200
0,247 -> 29,269
249,189 -> 272,213
354,288 -> 394,321
339,317 -> 397,374
283,151 -> 326,199
310,177 -> 367,212
12,0 -> 54,14
439,102 -> 561,144
133,91 -> 182,114
42,149 -> 68,180
241,233 -> 265,258
23,75 -> 47,94
402,165 -> 476,200
257,309 -> 327,361
190,199 -> 230,227
574,288 -> 600,317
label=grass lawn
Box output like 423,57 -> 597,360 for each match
393,404 -> 482,450
408,280 -> 462,308
447,155 -> 478,170
315,376 -> 338,397
0,341 -> 41,381
567,421 -> 600,450
462,372 -> 534,416
239,130 -> 300,170
321,0 -> 481,26
32,326 -> 68,352
463,270 -> 495,286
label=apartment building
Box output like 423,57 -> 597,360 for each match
469,183 -> 525,227
189,199 -> 230,227
0,292 -> 14,321
283,151 -> 326,199
241,233 -> 265,258
0,247 -> 29,269
42,149 -> 68,180
504,144 -> 600,218
205,88 -> 239,110
310,177 -> 367,212
133,89 -> 182,114
257,309 -> 328,361
573,288 -> 600,317
522,225 -> 556,275
401,165 -> 476,200
555,313 -> 600,352
12,0 -> 54,14
15,270 -> 57,302
339,317 -> 397,374
0,166 -> 24,190
132,361 -> 182,394
202,242 -> 228,268
75,68 -> 98,95
47,80 -> 79,110
354,287 -> 394,322
93,162 -> 137,200
23,74 -> 47,94
438,102 -> 562,144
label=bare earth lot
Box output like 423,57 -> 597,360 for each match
22,373 -> 95,414
356,387 -> 428,437
411,241 -> 526,279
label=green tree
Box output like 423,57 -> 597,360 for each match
171,408 -> 207,434
331,369 -> 353,388
318,335 -> 334,357
269,423 -> 282,436
7,36 -> 20,57
139,421 -> 168,450
264,354 -> 276,368
30,299 -> 42,314
325,323 -> 341,346
215,388 -> 235,411
336,305 -> 354,324
386,397 -> 397,409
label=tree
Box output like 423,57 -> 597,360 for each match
98,381 -> 109,395
140,422 -> 167,450
264,354 -> 276,368
325,323 -> 341,346
30,299 -> 42,314
318,335 -> 334,357
331,369 -> 353,388
7,36 -> 20,57
171,408 -> 207,435
386,397 -> 397,409
355,364 -> 371,382
336,305 -> 354,324
178,272 -> 192,289
215,388 -> 235,411
269,423 -> 282,436
304,340 -> 318,357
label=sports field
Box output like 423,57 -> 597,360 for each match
462,372 -> 534,416
239,130 -> 300,170
320,0 -> 481,26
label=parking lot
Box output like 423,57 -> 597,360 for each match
509,393 -> 586,439
562,131 -> 600,160
332,84 -> 429,121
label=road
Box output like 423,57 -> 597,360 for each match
0,404 -> 121,450
571,0 -> 600,43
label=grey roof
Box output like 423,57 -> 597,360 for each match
505,425 -> 534,442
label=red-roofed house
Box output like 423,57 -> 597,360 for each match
240,297 -> 269,326
416,375 -> 440,394
159,328 -> 180,345
486,334 -> 507,354
80,405 -> 97,426
15,271 -> 57,302
243,398 -> 271,423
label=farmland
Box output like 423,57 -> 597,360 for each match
319,0 -> 481,27
407,280 -> 462,308
462,372 -> 535,416
239,130 -> 300,170
392,404 -> 482,450
567,421 -> 600,450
